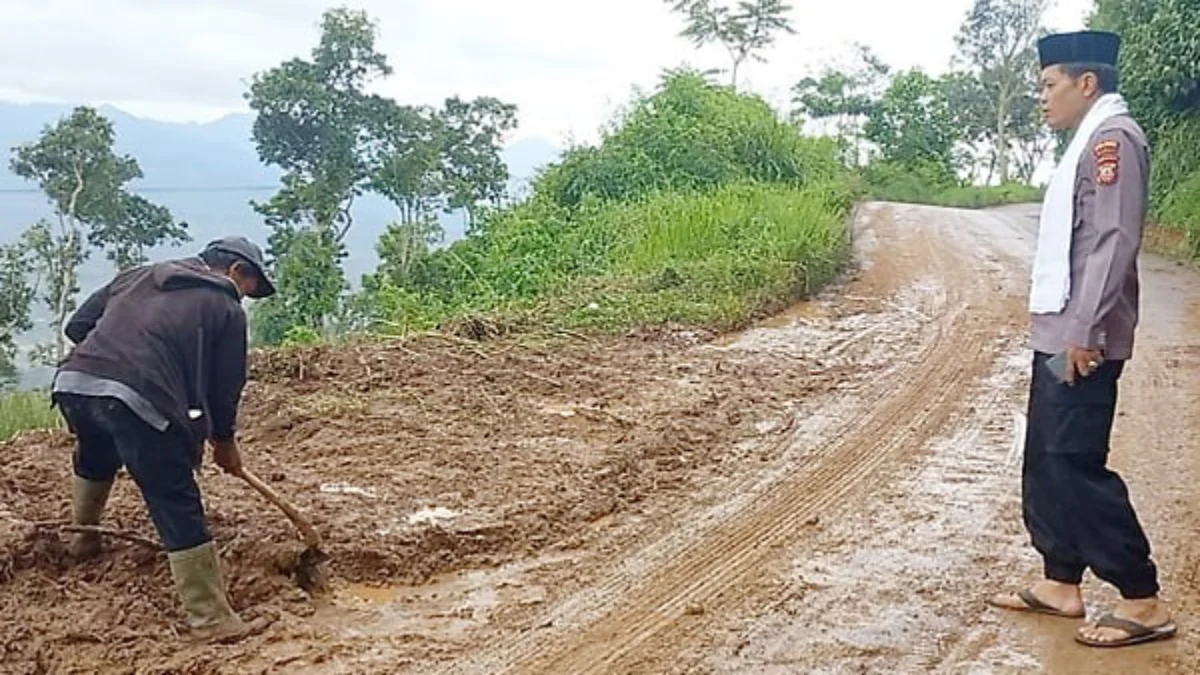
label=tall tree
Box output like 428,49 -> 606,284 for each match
942,72 -> 995,183
373,219 -> 445,290
791,45 -> 890,166
0,244 -> 33,388
865,70 -> 960,179
245,6 -> 393,342
666,0 -> 796,88
1008,92 -> 1054,183
19,220 -> 85,364
369,95 -> 517,246
954,0 -> 1047,183
439,96 -> 519,233
369,101 -> 446,229
249,228 -> 347,345
9,106 -> 184,360
90,194 -> 185,271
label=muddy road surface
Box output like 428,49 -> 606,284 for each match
3,202 -> 1199,674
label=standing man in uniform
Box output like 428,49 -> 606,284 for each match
988,30 -> 1177,648
52,236 -> 275,644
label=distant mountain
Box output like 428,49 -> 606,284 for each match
0,102 -> 563,387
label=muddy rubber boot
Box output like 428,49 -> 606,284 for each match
69,476 -> 113,559
168,541 -> 261,644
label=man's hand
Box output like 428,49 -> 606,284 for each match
211,438 -> 244,475
1064,345 -> 1104,385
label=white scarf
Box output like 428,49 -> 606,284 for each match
1029,93 -> 1129,314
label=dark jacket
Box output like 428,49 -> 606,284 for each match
58,258 -> 249,451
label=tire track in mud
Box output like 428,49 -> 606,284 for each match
532,312 -> 997,675
439,204 -> 1021,675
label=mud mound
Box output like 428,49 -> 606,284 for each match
0,330 -> 836,673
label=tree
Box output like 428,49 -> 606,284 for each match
1088,0 -> 1200,212
19,220 -> 85,364
953,0 -> 1047,183
245,6 -> 392,342
1088,0 -> 1158,41
368,101 -> 446,229
942,72 -> 995,182
1090,0 -> 1199,134
373,219 -> 445,289
249,228 -> 346,345
791,45 -> 890,166
90,194 -> 187,270
1008,92 -> 1054,183
439,96 -> 519,233
865,70 -> 959,179
666,0 -> 796,88
367,95 -> 518,297
9,106 -> 184,360
0,244 -> 33,388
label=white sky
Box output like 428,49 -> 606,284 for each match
0,0 -> 1092,146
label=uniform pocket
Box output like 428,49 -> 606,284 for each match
1043,365 -> 1120,455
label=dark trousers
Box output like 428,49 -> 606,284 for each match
1022,352 -> 1159,599
55,393 -> 211,553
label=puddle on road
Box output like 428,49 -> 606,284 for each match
755,299 -> 830,329
710,278 -> 942,376
324,556 -> 558,642
710,298 -> 828,347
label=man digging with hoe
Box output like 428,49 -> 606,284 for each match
51,236 -> 276,644
988,30 -> 1177,648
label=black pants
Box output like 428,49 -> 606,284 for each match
1022,352 -> 1159,599
55,393 -> 210,553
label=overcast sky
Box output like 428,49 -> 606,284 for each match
0,0 -> 1092,145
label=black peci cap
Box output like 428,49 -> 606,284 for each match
202,236 -> 277,299
1038,30 -> 1121,69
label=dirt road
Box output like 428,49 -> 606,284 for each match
3,202 -> 1199,674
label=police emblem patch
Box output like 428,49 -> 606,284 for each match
1093,139 -> 1120,186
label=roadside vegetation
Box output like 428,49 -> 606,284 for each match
0,391 -> 60,442
352,71 -> 855,336
1089,1 -> 1200,258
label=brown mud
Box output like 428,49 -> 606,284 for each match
3,202 -> 1199,674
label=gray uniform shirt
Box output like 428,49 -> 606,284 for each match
1030,114 -> 1150,361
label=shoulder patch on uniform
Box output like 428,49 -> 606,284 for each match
1093,138 -> 1120,186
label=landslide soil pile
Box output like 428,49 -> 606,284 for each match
0,329 -> 839,674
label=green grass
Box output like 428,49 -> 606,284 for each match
857,159 -> 1043,209
363,180 -> 854,335
924,183 -> 1045,208
0,390 -> 61,442
867,179 -> 1043,209
1157,171 -> 1200,258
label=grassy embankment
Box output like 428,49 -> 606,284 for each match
860,158 -> 1044,209
359,72 -> 858,337
869,181 -> 1043,209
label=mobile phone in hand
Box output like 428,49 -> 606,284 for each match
1044,351 -> 1070,383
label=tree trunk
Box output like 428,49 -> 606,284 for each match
996,96 -> 1011,184
57,162 -> 86,361
984,152 -> 997,187
730,58 -> 741,89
